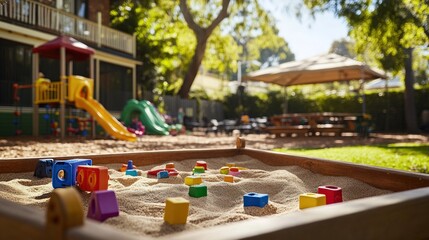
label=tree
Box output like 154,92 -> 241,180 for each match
328,38 -> 355,58
178,0 -> 231,98
304,0 -> 429,132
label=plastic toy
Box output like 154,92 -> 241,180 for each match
224,175 -> 234,183
195,161 -> 207,170
120,163 -> 136,172
52,159 -> 92,189
157,170 -> 169,179
243,192 -> 269,208
184,175 -> 202,186
127,160 -> 134,170
77,165 -> 109,192
34,158 -> 54,178
147,168 -> 179,177
166,163 -> 175,169
189,185 -> 207,198
192,166 -> 205,174
164,197 -> 189,225
299,193 -> 326,209
220,166 -> 229,174
87,190 -> 119,222
318,185 -> 343,204
229,167 -> 240,177
126,169 -> 138,176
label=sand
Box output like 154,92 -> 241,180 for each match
0,155 -> 392,239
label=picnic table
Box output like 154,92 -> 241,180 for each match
265,113 -> 368,137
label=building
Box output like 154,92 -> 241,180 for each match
0,0 -> 141,136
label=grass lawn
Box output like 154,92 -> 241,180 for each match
274,143 -> 429,174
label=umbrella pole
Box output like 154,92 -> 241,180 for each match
283,86 -> 288,114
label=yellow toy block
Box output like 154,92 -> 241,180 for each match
299,193 -> 326,209
164,197 -> 189,225
220,166 -> 229,174
224,175 -> 234,183
184,175 -> 202,186
226,163 -> 235,168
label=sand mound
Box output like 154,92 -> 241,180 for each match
0,155 -> 391,238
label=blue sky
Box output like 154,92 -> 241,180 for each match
262,1 -> 350,60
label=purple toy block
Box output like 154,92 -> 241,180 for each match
87,190 -> 119,222
243,192 -> 269,208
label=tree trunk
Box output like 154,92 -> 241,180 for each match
403,47 -> 419,133
178,35 -> 208,99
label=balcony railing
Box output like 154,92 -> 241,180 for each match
0,0 -> 135,56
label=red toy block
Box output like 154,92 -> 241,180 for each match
87,190 -> 119,222
196,160 -> 207,170
318,185 -> 343,204
77,165 -> 109,192
147,168 -> 179,177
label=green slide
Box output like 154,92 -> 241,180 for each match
121,99 -> 169,135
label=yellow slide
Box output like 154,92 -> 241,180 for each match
75,96 -> 137,141
71,76 -> 136,141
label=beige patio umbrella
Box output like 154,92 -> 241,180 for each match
244,53 -> 387,113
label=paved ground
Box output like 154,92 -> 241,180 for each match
0,133 -> 428,159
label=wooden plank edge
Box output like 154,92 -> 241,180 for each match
240,148 -> 429,191
162,187 -> 429,240
0,148 -> 239,173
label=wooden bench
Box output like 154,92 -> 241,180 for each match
263,125 -> 311,137
310,124 -> 345,136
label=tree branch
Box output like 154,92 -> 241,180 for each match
179,0 -> 202,34
206,0 -> 230,35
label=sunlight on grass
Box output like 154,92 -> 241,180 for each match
274,143 -> 429,174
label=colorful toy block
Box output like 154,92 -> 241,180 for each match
77,165 -> 109,192
164,197 -> 189,225
120,163 -> 136,172
224,175 -> 234,183
193,166 -> 205,174
226,163 -> 235,168
126,169 -> 138,176
127,160 -> 134,170
166,163 -> 175,169
188,184 -> 207,198
184,175 -> 202,186
147,168 -> 179,177
220,166 -> 229,174
87,190 -> 119,222
34,158 -> 54,178
196,160 -> 207,170
52,159 -> 92,189
243,192 -> 269,208
229,167 -> 240,177
299,193 -> 326,209
157,170 -> 169,179
318,185 -> 343,204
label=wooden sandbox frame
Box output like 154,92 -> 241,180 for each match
1,138 -> 429,240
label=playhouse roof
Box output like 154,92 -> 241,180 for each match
33,35 -> 95,61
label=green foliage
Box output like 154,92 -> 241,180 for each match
274,143 -> 429,174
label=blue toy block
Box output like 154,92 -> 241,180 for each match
52,159 -> 92,188
126,169 -> 138,176
127,160 -> 134,170
34,159 -> 54,178
243,192 -> 269,208
157,170 -> 169,179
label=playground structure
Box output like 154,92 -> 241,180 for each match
121,99 -> 171,135
29,35 -> 136,141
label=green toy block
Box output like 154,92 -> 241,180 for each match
193,166 -> 205,174
189,184 -> 207,198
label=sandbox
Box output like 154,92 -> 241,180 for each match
0,138 -> 429,239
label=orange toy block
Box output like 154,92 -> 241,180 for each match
120,164 -> 136,172
77,165 -> 109,192
224,175 -> 234,183
226,163 -> 235,168
166,163 -> 175,169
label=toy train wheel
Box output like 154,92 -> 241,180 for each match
46,188 -> 84,239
